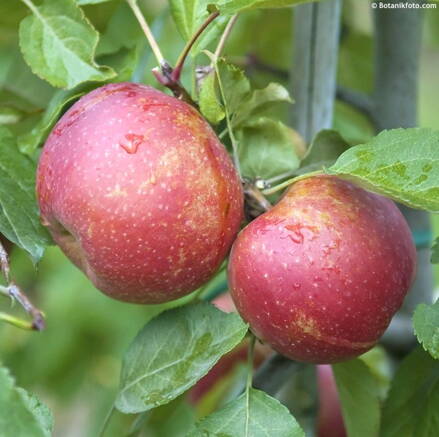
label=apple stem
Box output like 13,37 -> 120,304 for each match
262,170 -> 323,196
243,180 -> 272,220
172,11 -> 220,83
213,14 -> 239,62
245,334 -> 256,436
126,0 -> 197,104
0,241 -> 10,282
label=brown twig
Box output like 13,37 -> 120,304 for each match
0,283 -> 45,331
0,240 -> 45,331
0,240 -> 10,282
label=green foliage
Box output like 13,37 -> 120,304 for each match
328,128 -> 439,212
237,117 -> 300,179
19,0 -> 115,89
170,0 -> 229,56
338,31 -> 373,94
414,300 -> 439,359
232,82 -> 292,127
0,366 -> 53,437
17,84 -> 92,154
96,2 -> 142,55
200,58 -> 297,179
0,106 -> 24,125
212,0 -> 318,14
359,346 -> 392,401
381,347 -> 439,437
188,388 -> 305,436
333,101 -> 375,145
333,359 -> 381,437
141,396 -> 196,437
199,70 -> 225,124
0,127 -> 52,262
0,47 -> 55,108
432,237 -> 439,264
215,58 -> 252,121
115,302 -> 248,414
299,129 -> 350,173
76,0 -> 112,5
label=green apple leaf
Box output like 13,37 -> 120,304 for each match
143,396 -> 196,437
0,366 -> 53,437
115,302 -> 248,414
232,82 -> 292,129
95,2 -> 142,56
0,127 -> 52,262
300,129 -> 350,171
215,58 -> 251,120
211,0 -> 318,14
328,128 -> 439,213
97,43 -> 142,82
413,300 -> 439,359
333,101 -> 375,145
0,107 -> 24,125
333,359 -> 381,437
381,347 -> 439,437
188,388 -> 304,436
76,0 -> 112,4
19,0 -> 115,89
237,117 -> 301,179
0,47 -> 55,108
169,0 -> 229,55
199,70 -> 225,125
431,237 -> 439,264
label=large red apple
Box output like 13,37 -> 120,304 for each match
37,83 -> 243,304
228,176 -> 416,363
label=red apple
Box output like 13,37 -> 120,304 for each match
228,176 -> 416,363
317,365 -> 346,437
37,83 -> 243,304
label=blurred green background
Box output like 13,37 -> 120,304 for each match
0,1 -> 438,436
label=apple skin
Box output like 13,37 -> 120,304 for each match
37,82 -> 243,304
228,175 -> 416,363
317,365 -> 346,437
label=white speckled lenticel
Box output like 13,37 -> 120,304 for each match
37,82 -> 243,304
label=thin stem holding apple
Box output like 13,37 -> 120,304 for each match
245,334 -> 256,437
262,170 -> 323,196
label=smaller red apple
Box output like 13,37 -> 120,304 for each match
229,176 -> 416,363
